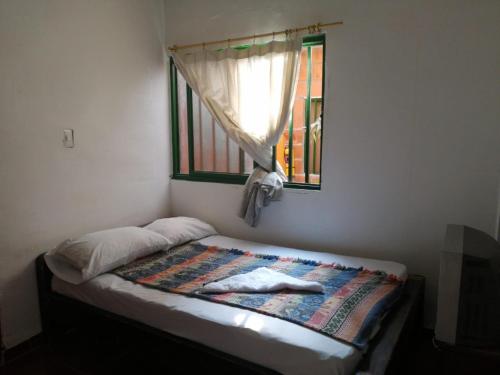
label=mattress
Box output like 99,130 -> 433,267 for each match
52,235 -> 407,375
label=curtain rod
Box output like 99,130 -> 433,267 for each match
168,21 -> 343,52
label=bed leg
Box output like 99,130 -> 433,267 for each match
35,255 -> 56,349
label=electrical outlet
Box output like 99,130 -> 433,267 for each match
63,129 -> 74,148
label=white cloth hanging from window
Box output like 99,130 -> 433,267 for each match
171,38 -> 301,181
239,166 -> 283,227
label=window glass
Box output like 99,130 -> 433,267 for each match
171,35 -> 324,188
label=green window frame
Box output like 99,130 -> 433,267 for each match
170,34 -> 325,190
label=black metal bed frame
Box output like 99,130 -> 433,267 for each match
36,253 -> 424,375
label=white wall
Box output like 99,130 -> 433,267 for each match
0,0 -> 170,347
165,0 -> 500,326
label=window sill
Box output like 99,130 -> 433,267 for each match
171,174 -> 321,191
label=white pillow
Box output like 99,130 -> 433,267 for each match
45,226 -> 169,284
145,217 -> 217,247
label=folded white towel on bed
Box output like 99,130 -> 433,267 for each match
200,267 -> 324,293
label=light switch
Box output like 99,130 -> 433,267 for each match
63,129 -> 74,148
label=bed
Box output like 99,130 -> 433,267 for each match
36,234 -> 424,375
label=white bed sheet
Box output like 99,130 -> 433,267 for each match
52,235 -> 407,375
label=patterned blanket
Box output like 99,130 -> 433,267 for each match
112,243 -> 403,349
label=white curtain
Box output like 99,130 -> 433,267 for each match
172,38 -> 302,180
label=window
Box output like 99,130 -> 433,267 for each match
170,34 -> 325,189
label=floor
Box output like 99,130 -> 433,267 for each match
2,323 -> 499,375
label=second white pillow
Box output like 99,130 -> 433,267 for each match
145,216 -> 217,247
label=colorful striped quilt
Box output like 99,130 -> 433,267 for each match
112,243 -> 403,349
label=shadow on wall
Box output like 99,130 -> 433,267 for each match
2,259 -> 42,348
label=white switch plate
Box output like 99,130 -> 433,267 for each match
63,129 -> 74,148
